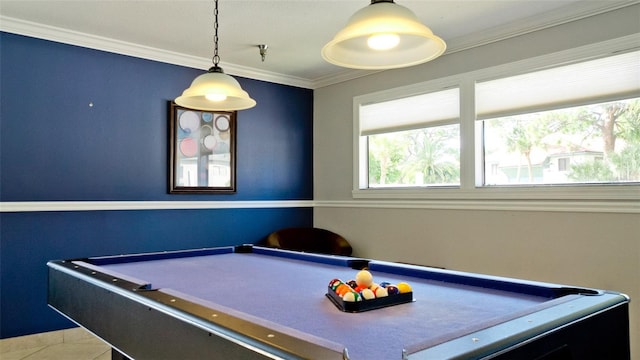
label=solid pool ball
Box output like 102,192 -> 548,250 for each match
338,284 -> 354,296
379,281 -> 391,288
386,285 -> 400,295
397,282 -> 412,293
356,270 -> 373,287
346,280 -> 358,289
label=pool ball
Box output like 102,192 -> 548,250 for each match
356,270 -> 373,287
343,291 -> 362,302
369,284 -> 380,294
374,287 -> 388,298
360,288 -> 375,300
346,280 -> 358,289
386,285 -> 400,295
397,282 -> 412,293
379,281 -> 391,288
354,285 -> 368,293
336,284 -> 352,296
330,280 -> 343,291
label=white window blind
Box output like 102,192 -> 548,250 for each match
476,50 -> 640,120
359,88 -> 460,136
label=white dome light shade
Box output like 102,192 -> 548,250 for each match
322,1 -> 446,70
175,67 -> 256,111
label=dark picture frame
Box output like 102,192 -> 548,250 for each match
169,102 -> 237,193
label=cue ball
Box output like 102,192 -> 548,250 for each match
355,270 -> 373,287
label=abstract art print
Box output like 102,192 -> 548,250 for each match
169,102 -> 236,193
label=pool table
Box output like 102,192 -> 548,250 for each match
47,245 -> 630,359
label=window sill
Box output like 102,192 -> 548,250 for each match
348,185 -> 640,213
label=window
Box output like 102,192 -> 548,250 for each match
358,87 -> 460,189
478,51 -> 640,186
558,158 -> 570,172
353,37 -> 639,204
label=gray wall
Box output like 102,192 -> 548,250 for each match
313,5 -> 640,358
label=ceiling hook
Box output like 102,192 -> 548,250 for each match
258,44 -> 268,62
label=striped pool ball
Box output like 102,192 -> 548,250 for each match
343,291 -> 362,302
374,286 -> 388,298
359,288 -> 376,300
330,280 -> 344,291
369,284 -> 380,294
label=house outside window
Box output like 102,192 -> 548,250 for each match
558,158 -> 570,172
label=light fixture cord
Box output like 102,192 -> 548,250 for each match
212,0 -> 220,67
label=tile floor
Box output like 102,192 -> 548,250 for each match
0,327 -> 111,360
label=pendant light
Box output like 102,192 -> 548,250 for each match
175,0 -> 256,111
321,0 -> 446,70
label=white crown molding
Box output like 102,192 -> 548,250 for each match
3,2 -> 638,89
310,68 -> 382,89
444,0 -> 640,55
0,16 -> 208,70
0,16 -> 315,89
0,200 -> 314,212
219,61 -> 313,89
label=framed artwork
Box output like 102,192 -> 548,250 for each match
169,102 -> 236,193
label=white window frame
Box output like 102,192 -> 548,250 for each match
356,81 -> 462,189
352,35 -> 640,208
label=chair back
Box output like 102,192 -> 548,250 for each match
262,227 -> 352,256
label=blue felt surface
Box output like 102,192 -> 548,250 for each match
95,251 -> 553,359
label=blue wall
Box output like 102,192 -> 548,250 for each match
0,33 -> 314,338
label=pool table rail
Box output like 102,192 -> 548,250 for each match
368,260 -> 602,299
403,291 -> 629,359
47,259 -> 349,360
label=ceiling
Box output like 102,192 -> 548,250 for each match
0,1 -> 635,88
